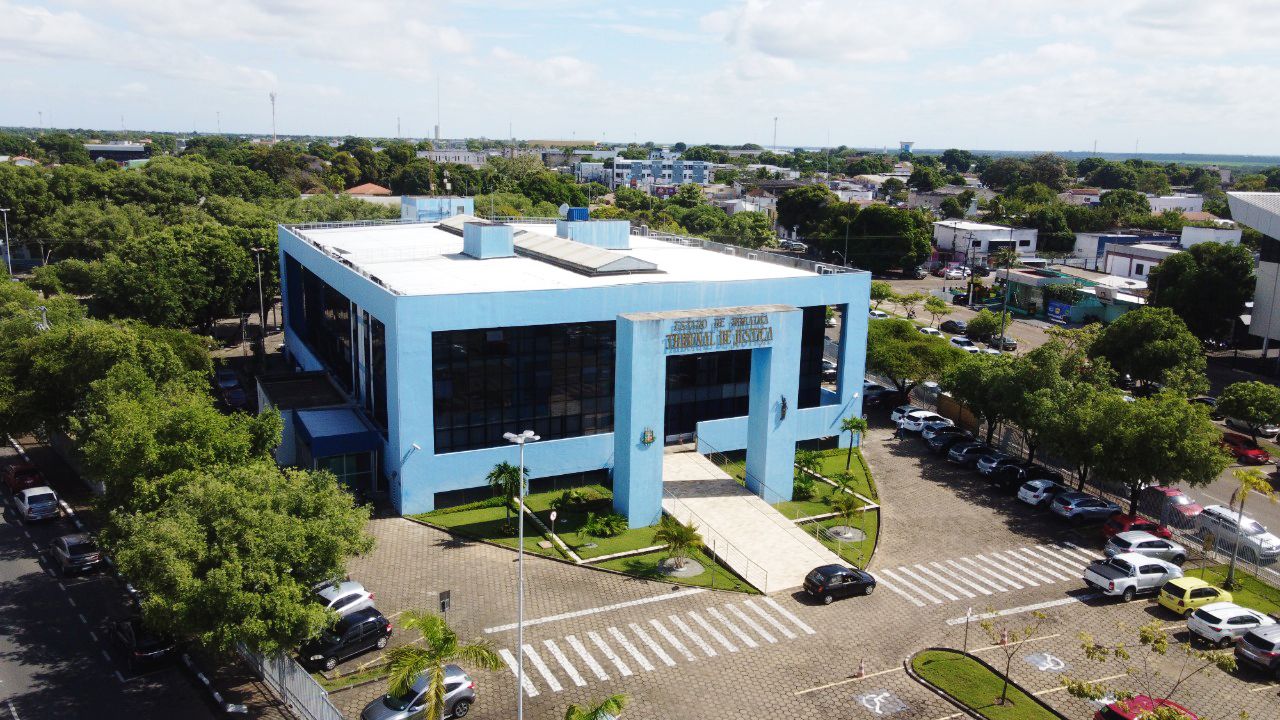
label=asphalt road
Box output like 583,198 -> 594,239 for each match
0,445 -> 211,719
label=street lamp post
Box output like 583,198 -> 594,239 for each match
251,247 -> 268,338
0,208 -> 12,277
503,429 -> 540,720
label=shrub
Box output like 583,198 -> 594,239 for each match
550,487 -> 603,511
580,511 -> 629,539
793,474 -> 816,501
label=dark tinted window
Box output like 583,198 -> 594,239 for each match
1160,581 -> 1180,596
1194,608 -> 1223,623
1243,631 -> 1277,651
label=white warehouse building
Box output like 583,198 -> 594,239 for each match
932,220 -> 1037,263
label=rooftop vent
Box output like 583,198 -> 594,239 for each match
462,222 -> 514,259
555,218 -> 632,250
514,232 -> 657,277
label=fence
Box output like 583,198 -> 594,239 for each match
237,644 -> 345,720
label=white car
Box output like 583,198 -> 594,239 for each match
1226,417 -> 1280,439
1187,602 -> 1276,648
944,267 -> 970,280
13,486 -> 61,522
902,411 -> 951,432
869,309 -> 890,319
316,580 -> 375,617
1017,479 -> 1062,507
890,404 -> 926,423
918,326 -> 943,338
950,336 -> 979,353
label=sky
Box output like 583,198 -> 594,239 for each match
2,0 -> 1279,155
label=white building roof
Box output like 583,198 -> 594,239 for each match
933,220 -> 1016,232
1109,242 -> 1182,258
1229,192 -> 1280,239
295,221 -> 818,296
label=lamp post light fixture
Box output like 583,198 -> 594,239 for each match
251,247 -> 268,337
0,208 -> 12,277
503,429 -> 539,720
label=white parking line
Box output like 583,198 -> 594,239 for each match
114,670 -> 125,683
607,626 -> 653,672
542,639 -> 586,687
522,645 -> 562,692
667,614 -> 717,657
99,649 -> 111,663
945,593 -> 1099,625
706,607 -> 757,648
7,700 -> 18,720
587,630 -> 632,676
688,611 -> 738,652
629,623 -> 676,667
762,597 -> 817,635
498,648 -> 539,697
649,618 -> 697,661
936,561 -> 994,595
565,635 -> 609,680
483,588 -> 707,633
77,613 -> 87,625
957,556 -> 1022,590
977,553 -> 1040,586
742,599 -> 798,638
914,564 -> 975,598
879,567 -> 942,604
725,603 -> 776,643
897,566 -> 959,600
88,631 -> 98,642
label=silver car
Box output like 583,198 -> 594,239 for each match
362,664 -> 477,719
316,580 -> 375,617
1104,531 -> 1187,565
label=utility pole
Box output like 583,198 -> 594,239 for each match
269,92 -> 277,143
216,111 -> 221,134
772,116 -> 778,150
1,208 -> 12,277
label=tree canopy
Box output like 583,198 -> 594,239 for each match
1090,307 -> 1206,393
1148,242 -> 1254,341
866,318 -> 965,394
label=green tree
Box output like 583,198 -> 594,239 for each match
978,157 -> 1029,190
1088,162 -> 1139,190
964,308 -> 1003,341
1148,242 -> 1255,341
1215,381 -> 1280,446
564,695 -> 629,720
109,460 -> 373,653
847,204 -> 933,272
939,196 -> 965,219
613,187 -> 654,212
485,461 -> 527,531
940,149 -> 974,173
776,185 -> 838,238
869,281 -> 894,309
1137,167 -> 1173,196
907,166 -> 944,191
1044,384 -> 1123,490
1023,205 -> 1075,252
653,515 -> 702,570
1025,153 -> 1070,191
840,416 -> 868,471
389,158 -> 436,194
866,318 -> 965,395
669,183 -> 705,209
890,291 -> 923,317
1099,188 -> 1150,214
34,201 -> 157,261
677,204 -> 727,236
384,611 -> 502,720
1090,307 -> 1206,393
880,178 -> 907,202
36,132 -> 92,165
942,353 -> 1013,444
922,295 -> 951,327
713,168 -> 740,184
723,211 -> 775,249
0,164 -> 55,240
1225,468 -> 1277,584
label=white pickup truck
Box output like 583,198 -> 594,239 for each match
1082,552 -> 1183,601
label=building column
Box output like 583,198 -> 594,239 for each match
744,309 -> 802,503
612,316 -> 666,527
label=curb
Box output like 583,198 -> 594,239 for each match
905,647 -> 1070,720
324,673 -> 390,696
183,653 -> 248,714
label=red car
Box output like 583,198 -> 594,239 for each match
2,463 -> 46,494
1101,512 -> 1172,540
1140,486 -> 1204,528
1095,695 -> 1197,720
1220,433 -> 1270,464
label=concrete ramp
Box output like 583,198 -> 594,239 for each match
661,450 -> 845,594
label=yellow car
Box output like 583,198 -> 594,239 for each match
1157,577 -> 1233,617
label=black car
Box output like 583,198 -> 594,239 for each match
803,564 -> 876,605
947,442 -> 992,467
49,533 -> 102,575
1190,396 -> 1222,419
110,617 -> 177,670
926,430 -> 973,454
988,335 -> 1018,351
940,320 -> 968,335
990,464 -> 1029,492
300,607 -> 392,671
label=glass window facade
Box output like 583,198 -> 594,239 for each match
431,322 -> 616,454
363,312 -> 388,432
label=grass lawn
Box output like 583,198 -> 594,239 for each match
524,486 -> 662,560
594,546 -> 758,594
1194,564 -> 1280,616
804,512 -> 879,568
315,665 -> 388,693
713,447 -> 877,508
815,448 -> 876,501
912,649 -> 1059,720
412,499 -> 563,558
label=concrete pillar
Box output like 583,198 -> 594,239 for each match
612,315 -> 665,527
744,309 -> 801,503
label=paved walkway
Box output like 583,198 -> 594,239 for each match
661,450 -> 843,593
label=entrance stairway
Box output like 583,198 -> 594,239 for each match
661,448 -> 845,594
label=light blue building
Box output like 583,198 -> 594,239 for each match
277,201 -> 869,526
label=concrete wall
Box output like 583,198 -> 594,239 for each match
1180,225 -> 1242,248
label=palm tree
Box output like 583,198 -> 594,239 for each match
564,694 -> 629,720
1225,467 -> 1277,587
839,416 -> 868,472
486,461 -> 528,531
653,515 -> 702,570
384,611 -> 502,720
794,449 -> 821,481
828,491 -> 862,528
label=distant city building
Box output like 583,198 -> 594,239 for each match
0,155 -> 39,167
899,141 -> 914,154
1101,242 -> 1182,280
417,149 -> 490,167
932,220 -> 1037,262
1072,230 -> 1180,270
745,164 -> 800,180
83,141 -> 151,163
1180,224 -> 1242,248
605,158 -> 713,188
345,182 -> 392,196
1057,188 -> 1102,206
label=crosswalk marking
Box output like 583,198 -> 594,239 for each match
994,550 -> 1062,582
522,644 -> 562,692
608,626 -> 654,672
1037,545 -> 1088,571
650,618 -> 698,661
763,597 -> 816,635
543,639 -> 586,687
689,610 -> 738,652
743,599 -> 799,638
726,603 -> 776,643
1058,542 -> 1101,563
935,561 -> 994,595
588,630 -> 633,676
977,553 -> 1040,586
946,559 -> 1008,593
498,648 -> 540,697
875,574 -> 928,607
914,563 -> 975,598
565,634 -> 609,680
668,614 -> 717,657
958,556 -> 1023,589
630,623 -> 677,667
879,567 -> 943,604
1021,547 -> 1083,575
707,607 -> 758,648
1008,549 -> 1072,581
897,565 -> 959,600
